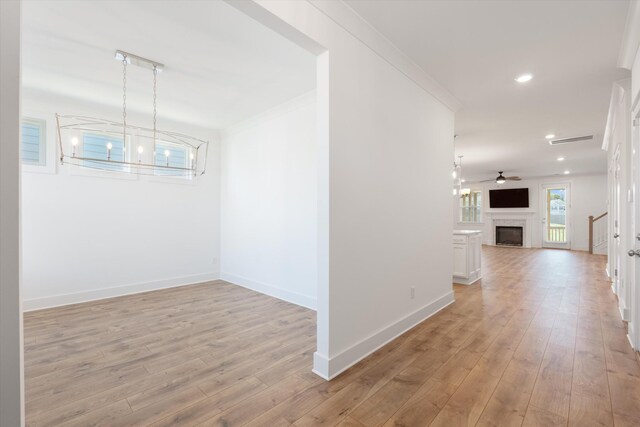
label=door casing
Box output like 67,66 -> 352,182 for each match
540,183 -> 571,250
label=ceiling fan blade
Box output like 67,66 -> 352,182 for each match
506,176 -> 522,181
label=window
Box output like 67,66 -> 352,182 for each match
460,190 -> 482,223
154,141 -> 189,177
21,118 -> 46,166
82,133 -> 126,172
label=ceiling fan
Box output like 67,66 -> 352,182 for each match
480,171 -> 522,184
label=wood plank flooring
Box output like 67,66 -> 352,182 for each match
24,246 -> 640,426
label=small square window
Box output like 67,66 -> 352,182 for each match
82,133 -> 126,172
21,118 -> 46,166
154,141 -> 189,177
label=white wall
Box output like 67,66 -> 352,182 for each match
454,174 -> 608,251
231,0 -> 457,379
21,89 -> 221,310
220,92 -> 317,309
0,1 -> 25,424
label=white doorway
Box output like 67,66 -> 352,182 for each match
541,183 -> 571,249
611,147 -> 622,295
629,105 -> 640,349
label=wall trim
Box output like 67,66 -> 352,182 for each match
309,0 -> 460,112
220,272 -> 317,310
24,272 -> 220,311
228,0 -> 460,112
603,80 -> 630,151
620,304 -> 631,322
617,0 -> 640,69
313,290 -> 455,380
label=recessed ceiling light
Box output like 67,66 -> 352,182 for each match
557,156 -> 565,161
461,179 -> 466,183
564,170 -> 570,175
545,134 -> 555,139
515,73 -> 533,83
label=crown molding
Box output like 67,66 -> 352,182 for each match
310,0 -> 461,112
602,79 -> 631,152
618,0 -> 640,69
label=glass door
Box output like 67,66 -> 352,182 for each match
542,184 -> 570,249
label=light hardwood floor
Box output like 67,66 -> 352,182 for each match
24,246 -> 640,426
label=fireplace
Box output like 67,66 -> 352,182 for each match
495,226 -> 523,247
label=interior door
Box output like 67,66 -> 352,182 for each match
629,108 -> 640,350
613,147 -> 621,295
541,183 -> 570,249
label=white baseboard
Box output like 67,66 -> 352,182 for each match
24,272 -> 220,311
628,322 -> 637,351
220,272 -> 316,310
313,290 -> 455,380
620,304 -> 631,322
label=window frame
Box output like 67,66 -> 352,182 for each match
68,131 -> 136,181
21,117 -> 47,167
152,140 -> 193,180
21,113 -> 57,175
80,132 -> 129,173
459,189 -> 483,224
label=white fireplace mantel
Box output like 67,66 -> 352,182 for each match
485,210 -> 537,248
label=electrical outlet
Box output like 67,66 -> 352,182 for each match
410,287 -> 415,299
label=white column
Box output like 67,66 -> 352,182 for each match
0,0 -> 25,426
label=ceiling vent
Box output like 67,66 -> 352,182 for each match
548,135 -> 594,145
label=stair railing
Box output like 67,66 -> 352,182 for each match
589,212 -> 608,254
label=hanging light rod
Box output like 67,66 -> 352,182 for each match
114,50 -> 164,72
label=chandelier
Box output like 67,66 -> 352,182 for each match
452,134 -> 462,195
56,50 -> 209,177
452,155 -> 463,195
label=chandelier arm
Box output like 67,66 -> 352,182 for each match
57,115 -> 209,146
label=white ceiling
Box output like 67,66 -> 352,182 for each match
346,0 -> 630,182
21,1 -> 316,130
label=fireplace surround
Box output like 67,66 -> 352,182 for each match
487,211 -> 534,248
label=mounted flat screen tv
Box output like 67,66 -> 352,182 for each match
489,188 -> 529,208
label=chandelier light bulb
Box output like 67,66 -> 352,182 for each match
106,142 -> 113,150
138,146 -> 144,154
70,137 -> 79,157
164,150 -> 170,157
452,170 -> 457,179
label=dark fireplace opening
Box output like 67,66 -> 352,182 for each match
496,226 -> 523,247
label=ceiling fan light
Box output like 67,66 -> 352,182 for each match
515,73 -> 533,83
496,171 -> 506,184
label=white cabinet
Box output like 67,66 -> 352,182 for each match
453,230 -> 482,285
